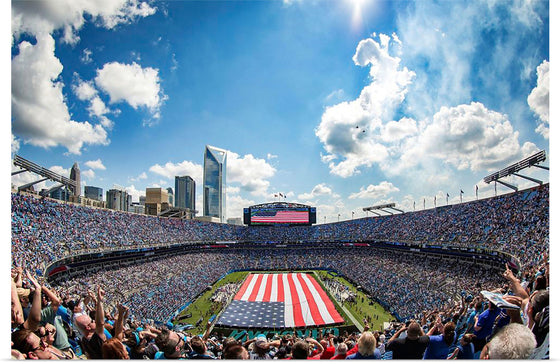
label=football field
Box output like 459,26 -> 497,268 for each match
173,270 -> 394,336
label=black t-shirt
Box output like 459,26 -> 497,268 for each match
386,336 -> 429,359
80,332 -> 105,359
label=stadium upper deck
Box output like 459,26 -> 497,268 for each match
12,184 -> 548,275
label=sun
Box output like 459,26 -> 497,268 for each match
347,0 -> 372,31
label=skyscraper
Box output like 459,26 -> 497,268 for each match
166,187 -> 174,207
175,176 -> 196,211
106,188 -> 131,211
84,186 -> 103,201
203,145 -> 227,222
70,162 -> 81,198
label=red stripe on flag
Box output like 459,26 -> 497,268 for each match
234,273 -> 254,300
277,274 -> 284,302
287,274 -> 305,327
248,274 -> 264,301
263,274 -> 273,302
308,275 -> 344,323
297,273 -> 325,326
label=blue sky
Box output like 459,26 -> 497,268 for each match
9,0 -> 551,222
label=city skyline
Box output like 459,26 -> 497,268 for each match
9,0 -> 551,222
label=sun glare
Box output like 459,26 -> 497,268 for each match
347,0 -> 372,32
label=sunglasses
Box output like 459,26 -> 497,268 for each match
31,340 -> 47,352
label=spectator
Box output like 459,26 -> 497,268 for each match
12,329 -> 71,360
423,320 -> 456,359
448,333 -> 475,359
102,337 -> 130,359
188,335 -> 216,359
330,343 -> 348,359
291,338 -> 323,360
223,344 -> 249,359
75,287 -> 107,359
345,331 -> 380,359
319,335 -> 336,359
385,322 -> 428,359
154,328 -> 188,359
481,323 -> 536,359
473,302 -> 500,352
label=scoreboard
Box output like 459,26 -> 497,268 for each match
244,203 -> 316,226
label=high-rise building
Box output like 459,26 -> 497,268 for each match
70,162 -> 81,198
50,186 -> 69,201
106,188 -> 131,211
175,176 -> 196,211
166,187 -> 174,206
84,186 -> 103,201
145,188 -> 169,216
203,145 -> 227,222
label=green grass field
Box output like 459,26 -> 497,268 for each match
173,270 -> 394,335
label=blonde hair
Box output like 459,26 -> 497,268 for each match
357,331 -> 376,356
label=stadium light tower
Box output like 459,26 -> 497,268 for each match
483,150 -> 547,192
363,203 -> 404,216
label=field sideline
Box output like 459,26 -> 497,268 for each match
173,270 -> 394,335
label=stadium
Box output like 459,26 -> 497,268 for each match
10,152 -> 549,360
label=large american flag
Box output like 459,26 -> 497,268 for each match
251,210 -> 309,223
216,273 -> 344,328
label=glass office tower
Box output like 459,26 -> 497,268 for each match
203,145 -> 227,222
175,175 -> 195,211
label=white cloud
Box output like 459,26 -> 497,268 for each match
227,186 -> 240,194
12,0 -> 156,44
12,135 -> 20,155
379,117 -> 418,143
130,172 -> 148,182
11,34 -> 109,155
95,61 -> 167,122
149,160 -> 203,184
325,89 -> 346,103
73,79 -> 98,101
267,153 -> 278,160
349,181 -> 399,199
227,152 -> 276,196
226,194 -> 255,219
397,102 -> 540,173
49,165 -> 70,177
88,96 -> 110,118
81,48 -> 93,63
316,34 -> 415,178
82,169 -> 95,179
125,184 -> 144,203
527,60 -> 549,138
85,159 -> 106,170
72,77 -> 113,127
298,183 -> 339,200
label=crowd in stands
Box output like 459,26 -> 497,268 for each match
12,184 -> 548,275
10,184 -> 549,359
11,256 -> 549,359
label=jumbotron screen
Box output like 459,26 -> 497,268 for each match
244,204 -> 316,226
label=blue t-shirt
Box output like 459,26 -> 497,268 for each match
345,348 -> 381,360
422,334 -> 455,359
457,343 -> 475,359
475,308 -> 500,340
